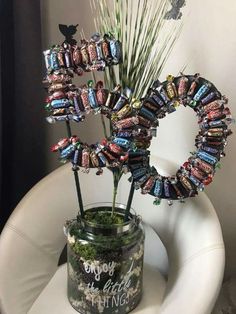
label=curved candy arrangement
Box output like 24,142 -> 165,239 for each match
45,80 -> 110,124
49,82 -> 151,176
138,74 -> 233,204
43,36 -> 233,205
44,33 -> 122,75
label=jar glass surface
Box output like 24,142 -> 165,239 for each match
67,202 -> 145,314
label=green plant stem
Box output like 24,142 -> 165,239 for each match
125,181 -> 135,221
65,121 -> 84,218
111,169 -> 123,216
112,181 -> 118,217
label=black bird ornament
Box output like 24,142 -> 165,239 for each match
59,24 -> 78,45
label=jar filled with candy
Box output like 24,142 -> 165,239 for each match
65,203 -> 144,314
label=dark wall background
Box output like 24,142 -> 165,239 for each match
0,0 -> 48,231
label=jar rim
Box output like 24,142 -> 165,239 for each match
77,202 -> 140,235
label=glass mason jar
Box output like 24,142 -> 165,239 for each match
65,202 -> 145,314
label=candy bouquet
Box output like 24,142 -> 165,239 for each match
42,1 -> 232,313
43,32 -> 146,314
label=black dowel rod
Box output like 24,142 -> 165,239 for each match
66,120 -> 72,137
65,120 -> 84,218
125,181 -> 135,221
73,170 -> 84,218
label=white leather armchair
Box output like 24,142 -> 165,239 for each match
0,159 -> 225,314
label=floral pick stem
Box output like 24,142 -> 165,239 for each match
125,180 -> 135,221
66,121 -> 84,218
111,169 -> 120,216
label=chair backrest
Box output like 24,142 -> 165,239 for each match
0,160 -> 224,314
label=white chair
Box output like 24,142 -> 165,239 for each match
0,159 -> 225,314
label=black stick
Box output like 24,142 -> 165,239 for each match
73,170 -> 84,218
66,120 -> 72,137
66,121 -> 84,218
124,181 -> 135,221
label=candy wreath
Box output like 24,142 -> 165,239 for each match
132,74 -> 233,205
